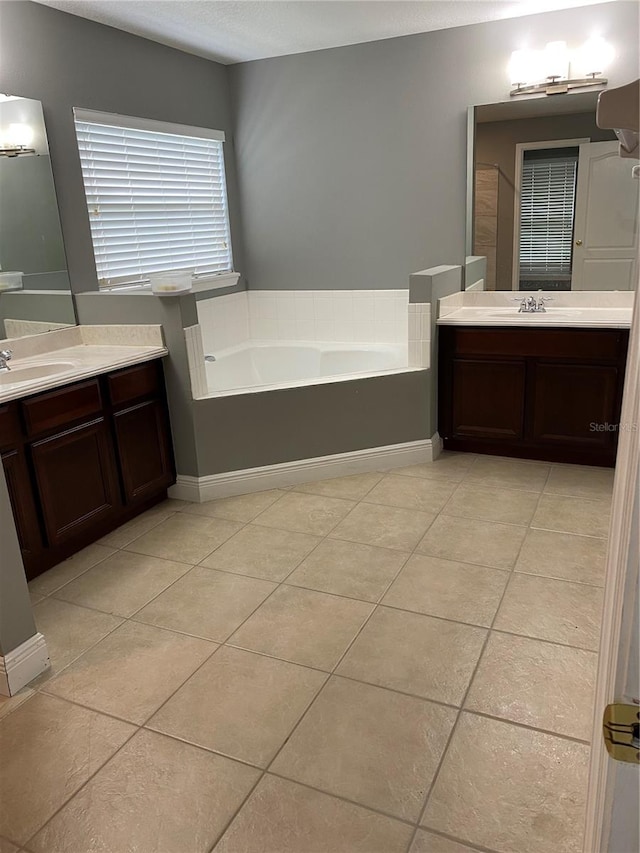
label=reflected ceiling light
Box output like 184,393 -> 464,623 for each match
508,37 -> 612,96
0,123 -> 36,156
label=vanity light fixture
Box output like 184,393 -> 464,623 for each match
509,36 -> 613,96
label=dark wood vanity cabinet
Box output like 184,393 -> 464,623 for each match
438,326 -> 629,467
0,360 -> 175,580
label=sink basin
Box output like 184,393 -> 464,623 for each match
0,361 -> 77,385
483,309 -> 583,319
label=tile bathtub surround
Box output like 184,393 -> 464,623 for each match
13,452 -> 609,852
195,289 -> 410,350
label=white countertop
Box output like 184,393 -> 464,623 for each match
0,326 -> 168,404
436,291 -> 634,329
437,306 -> 633,329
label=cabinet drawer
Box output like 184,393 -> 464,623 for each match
451,328 -> 625,361
0,403 -> 22,450
23,379 -> 102,438
108,362 -> 160,408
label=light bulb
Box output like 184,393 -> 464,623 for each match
508,49 -> 543,85
578,36 -> 615,76
5,123 -> 34,148
544,41 -> 569,80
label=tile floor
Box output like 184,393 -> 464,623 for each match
0,452 -> 613,853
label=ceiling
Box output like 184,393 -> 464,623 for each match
36,0 -> 615,65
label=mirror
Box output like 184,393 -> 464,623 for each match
468,91 -> 639,291
0,94 -> 76,338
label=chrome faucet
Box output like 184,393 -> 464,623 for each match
514,294 -> 553,313
0,349 -> 12,371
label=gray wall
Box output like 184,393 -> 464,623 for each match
193,370 -> 430,475
229,1 -> 639,291
75,291 -> 200,476
0,0 -> 245,294
475,113 -> 614,290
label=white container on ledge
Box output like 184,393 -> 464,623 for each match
149,269 -> 193,295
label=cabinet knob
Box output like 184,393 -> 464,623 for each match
575,239 -> 583,246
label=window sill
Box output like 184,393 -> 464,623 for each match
99,272 -> 241,295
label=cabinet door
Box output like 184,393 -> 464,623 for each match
113,399 -> 173,504
531,362 -> 620,451
1,449 -> 43,569
451,358 -> 526,441
31,418 -> 120,547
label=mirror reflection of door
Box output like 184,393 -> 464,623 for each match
572,140 -> 639,290
472,93 -> 639,293
514,139 -> 639,291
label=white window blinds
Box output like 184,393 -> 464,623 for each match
519,154 -> 578,275
74,109 -> 233,287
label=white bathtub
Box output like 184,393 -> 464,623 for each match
205,341 -> 409,394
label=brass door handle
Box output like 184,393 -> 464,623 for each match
576,239 -> 583,246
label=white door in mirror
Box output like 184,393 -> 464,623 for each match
572,140 -> 639,291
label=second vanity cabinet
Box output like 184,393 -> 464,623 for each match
0,360 -> 175,580
438,326 -> 629,466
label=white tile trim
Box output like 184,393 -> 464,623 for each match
169,435 -> 442,502
0,633 -> 50,697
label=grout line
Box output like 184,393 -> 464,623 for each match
18,455 -> 608,851
405,460 -> 554,853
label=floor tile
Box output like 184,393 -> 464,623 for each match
417,515 -> 526,570
0,693 -> 133,845
214,775 -> 413,853
149,646 -> 327,767
382,554 -> 508,627
0,688 -> 35,722
180,489 -> 285,522
410,830 -> 479,853
28,544 -> 116,596
465,632 -> 597,740
515,528 -> 607,586
133,566 -> 276,641
253,492 -> 355,535
337,607 -> 486,705
393,452 -> 476,483
545,465 -> 615,500
287,538 -> 408,602
532,494 -> 611,538
32,598 -> 122,673
43,620 -> 215,724
229,585 -> 373,670
465,456 -> 550,492
53,551 -> 192,617
97,501 -> 180,548
442,483 -> 539,526
125,513 -> 242,563
422,713 -> 590,853
494,574 -> 603,650
292,471 -> 383,500
363,474 -> 457,514
29,729 -> 259,853
331,502 -> 435,551
271,677 -> 456,821
200,524 -> 320,581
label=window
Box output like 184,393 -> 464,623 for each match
74,109 -> 233,287
518,147 -> 578,283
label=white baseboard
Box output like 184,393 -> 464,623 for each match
0,633 -> 50,697
169,434 -> 442,503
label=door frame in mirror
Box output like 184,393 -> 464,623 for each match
511,136 -> 590,291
